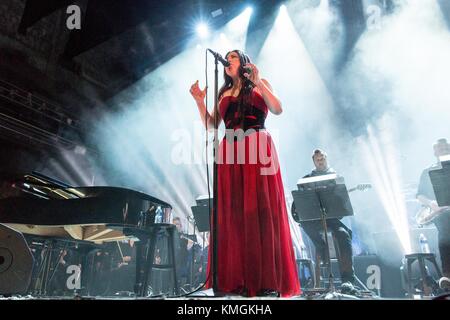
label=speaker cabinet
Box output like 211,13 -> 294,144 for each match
0,224 -> 34,295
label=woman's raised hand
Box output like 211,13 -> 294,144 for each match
190,80 -> 207,104
243,63 -> 262,86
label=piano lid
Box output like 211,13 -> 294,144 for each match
0,172 -> 173,243
6,171 -> 172,208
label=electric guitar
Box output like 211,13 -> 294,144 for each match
415,205 -> 450,226
347,183 -> 372,193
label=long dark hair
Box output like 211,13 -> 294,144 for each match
217,50 -> 255,128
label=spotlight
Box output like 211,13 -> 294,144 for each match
196,23 -> 210,39
280,4 -> 287,13
211,8 -> 223,18
74,145 -> 87,155
244,7 -> 253,15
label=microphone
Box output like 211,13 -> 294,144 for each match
207,49 -> 230,67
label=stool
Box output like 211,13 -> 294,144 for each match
313,232 -> 340,288
133,223 -> 179,297
405,253 -> 442,297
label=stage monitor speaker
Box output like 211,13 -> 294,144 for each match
329,255 -> 404,297
0,224 -> 34,295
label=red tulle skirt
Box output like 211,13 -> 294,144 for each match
206,130 -> 301,297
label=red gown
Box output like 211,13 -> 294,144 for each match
206,89 -> 301,297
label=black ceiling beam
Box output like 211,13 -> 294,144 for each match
334,0 -> 366,72
107,0 -> 254,95
63,0 -> 183,58
18,0 -> 74,34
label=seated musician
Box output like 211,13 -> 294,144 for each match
109,239 -> 136,294
172,217 -> 193,287
416,138 -> 450,289
196,232 -> 209,286
291,149 -> 356,290
49,249 -> 71,296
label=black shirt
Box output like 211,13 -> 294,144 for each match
417,164 -> 439,200
304,167 -> 336,178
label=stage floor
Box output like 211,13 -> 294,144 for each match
0,289 -> 426,300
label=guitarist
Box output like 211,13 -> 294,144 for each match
416,138 -> 450,289
291,149 -> 356,290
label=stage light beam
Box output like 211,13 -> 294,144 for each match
358,122 -> 412,255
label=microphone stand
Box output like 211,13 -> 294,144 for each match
211,54 -> 220,294
205,48 -> 228,296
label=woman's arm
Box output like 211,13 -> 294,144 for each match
256,78 -> 282,115
195,99 -> 221,129
244,63 -> 283,115
190,80 -> 221,129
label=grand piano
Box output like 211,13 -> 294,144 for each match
0,172 -> 177,297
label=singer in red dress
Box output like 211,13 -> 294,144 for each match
189,50 -> 300,297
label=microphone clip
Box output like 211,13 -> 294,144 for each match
207,49 -> 230,67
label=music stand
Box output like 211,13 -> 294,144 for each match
189,196 -> 212,292
429,157 -> 450,207
292,174 -> 355,299
191,195 -> 211,233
